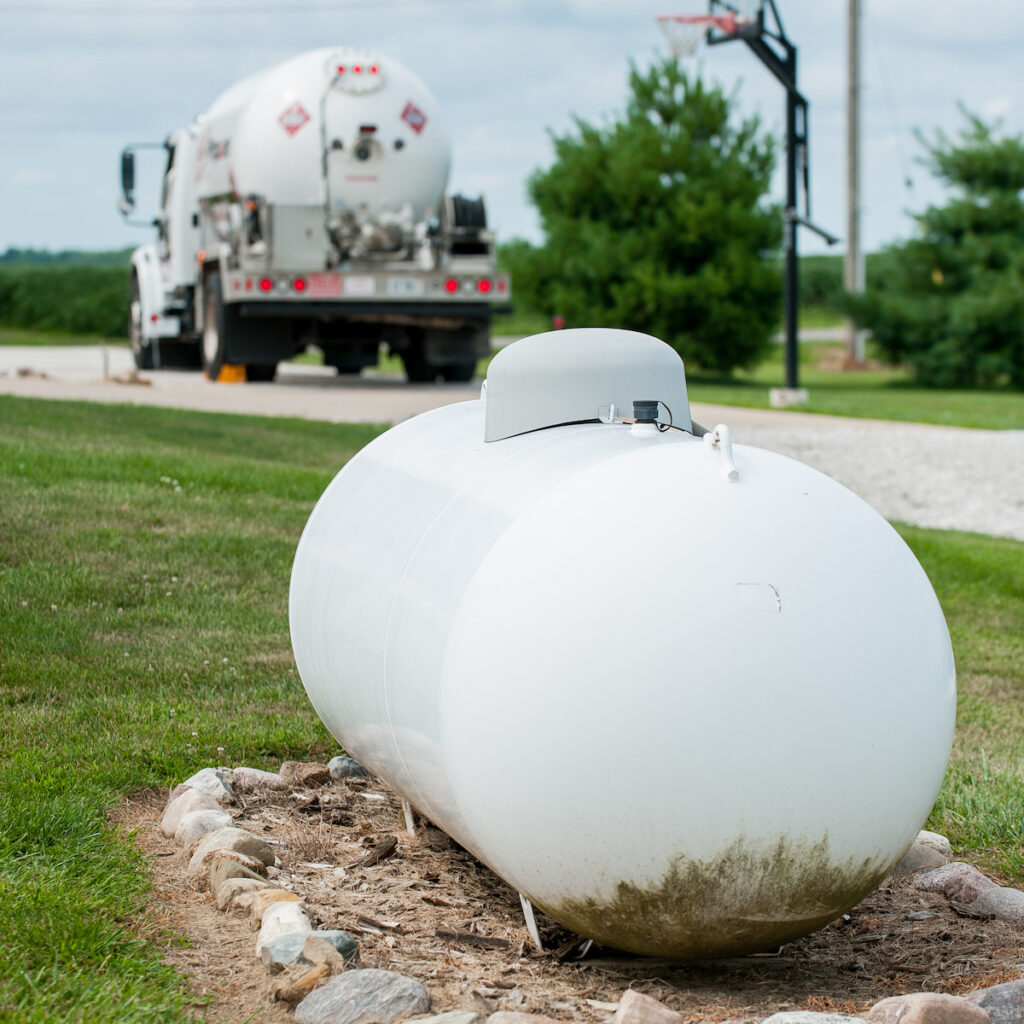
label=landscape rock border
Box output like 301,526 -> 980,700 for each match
153,761 -> 1024,1024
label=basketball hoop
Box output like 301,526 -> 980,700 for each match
656,12 -> 738,58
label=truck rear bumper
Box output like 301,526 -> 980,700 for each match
236,301 -> 494,323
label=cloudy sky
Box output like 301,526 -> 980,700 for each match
1,0 -> 1022,257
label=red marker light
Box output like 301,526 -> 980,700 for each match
476,278 -> 492,293
370,65 -> 379,74
293,277 -> 307,292
353,65 -> 363,74
444,278 -> 459,293
150,313 -> 158,322
259,277 -> 273,292
245,278 -> 252,291
497,278 -> 508,293
336,65 -> 346,74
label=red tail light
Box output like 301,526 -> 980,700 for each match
259,277 -> 273,292
476,278 -> 492,294
293,277 -> 307,292
444,278 -> 459,293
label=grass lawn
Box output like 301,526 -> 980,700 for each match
0,397 -> 381,1022
687,341 -> 1024,431
0,325 -> 128,347
1,394 -> 1023,1020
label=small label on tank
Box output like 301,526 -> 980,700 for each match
736,583 -> 781,612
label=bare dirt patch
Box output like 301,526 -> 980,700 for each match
113,779 -> 1024,1024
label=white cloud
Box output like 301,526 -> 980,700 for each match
1,0 -> 1022,251
11,167 -> 59,186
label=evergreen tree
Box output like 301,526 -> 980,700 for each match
506,60 -> 781,374
849,110 -> 1024,388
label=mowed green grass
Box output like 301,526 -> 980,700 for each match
686,340 -> 1024,430
0,396 -> 383,1022
0,325 -> 128,347
1,396 -> 1023,1020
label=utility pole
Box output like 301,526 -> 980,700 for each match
844,0 -> 865,364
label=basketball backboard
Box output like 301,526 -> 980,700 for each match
707,0 -> 763,43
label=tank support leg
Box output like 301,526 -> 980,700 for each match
519,892 -> 543,951
400,798 -> 417,837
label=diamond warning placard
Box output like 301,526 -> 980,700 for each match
401,101 -> 427,135
279,102 -> 311,136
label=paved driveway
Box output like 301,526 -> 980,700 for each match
2,345 -> 1021,542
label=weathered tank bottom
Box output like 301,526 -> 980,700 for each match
537,835 -> 898,959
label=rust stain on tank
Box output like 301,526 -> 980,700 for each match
536,836 -> 897,959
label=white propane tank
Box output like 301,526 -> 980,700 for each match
195,47 -> 450,222
290,329 -> 956,959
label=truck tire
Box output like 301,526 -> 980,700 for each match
441,362 -> 476,383
245,363 -> 277,382
129,274 -> 154,370
201,270 -> 238,380
402,351 -> 440,383
156,341 -> 202,370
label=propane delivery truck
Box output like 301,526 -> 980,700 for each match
118,47 -> 509,382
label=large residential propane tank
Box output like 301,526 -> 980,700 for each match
290,329 -> 956,959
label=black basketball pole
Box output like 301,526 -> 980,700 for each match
784,48 -> 800,391
709,0 -> 837,392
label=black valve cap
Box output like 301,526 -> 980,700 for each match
633,400 -> 659,423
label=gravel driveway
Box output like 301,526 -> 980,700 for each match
2,344 -> 1021,543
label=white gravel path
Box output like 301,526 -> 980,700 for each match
1,345 -> 1021,543
699,408 -> 1024,543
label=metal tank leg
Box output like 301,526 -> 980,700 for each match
519,892 -> 543,951
400,798 -> 417,837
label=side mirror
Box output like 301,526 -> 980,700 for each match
120,149 -> 135,210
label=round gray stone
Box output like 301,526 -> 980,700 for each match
260,932 -> 308,969
294,967 -> 429,1024
232,766 -> 289,792
964,979 -> 1024,1024
181,767 -> 236,804
328,756 -> 367,780
175,808 -> 233,852
160,786 -> 222,837
971,886 -> 1024,925
763,1015 -> 873,1024
912,862 -> 998,903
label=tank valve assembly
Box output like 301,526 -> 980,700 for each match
705,422 -> 739,481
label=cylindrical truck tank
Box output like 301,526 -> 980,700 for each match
290,329 -> 956,959
194,47 -> 450,219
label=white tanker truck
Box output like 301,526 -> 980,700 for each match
119,47 -> 510,382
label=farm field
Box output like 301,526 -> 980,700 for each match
1,395 -> 1023,1021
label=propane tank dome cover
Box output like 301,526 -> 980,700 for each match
483,329 -> 691,442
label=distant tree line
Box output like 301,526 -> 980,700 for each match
0,247 -> 132,266
0,260 -> 130,337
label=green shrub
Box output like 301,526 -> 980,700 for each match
846,110 -> 1024,389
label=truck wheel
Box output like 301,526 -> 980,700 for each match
402,351 -> 440,383
441,362 -> 476,383
129,274 -> 154,370
156,341 -> 202,370
202,270 -> 237,379
245,363 -> 277,382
